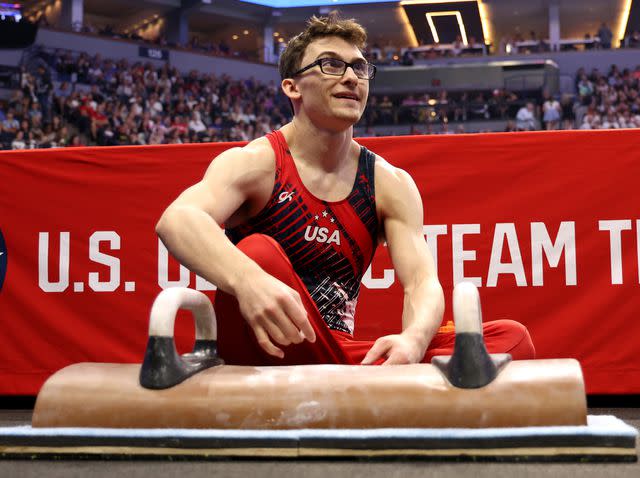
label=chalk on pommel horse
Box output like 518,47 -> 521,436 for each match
32,283 -> 587,430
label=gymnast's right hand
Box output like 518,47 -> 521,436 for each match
234,272 -> 316,358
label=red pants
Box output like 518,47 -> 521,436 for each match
215,234 -> 535,366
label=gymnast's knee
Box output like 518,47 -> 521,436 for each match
235,234 -> 292,272
487,319 -> 536,360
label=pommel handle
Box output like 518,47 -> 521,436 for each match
140,287 -> 223,389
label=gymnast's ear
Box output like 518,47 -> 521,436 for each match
281,78 -> 301,102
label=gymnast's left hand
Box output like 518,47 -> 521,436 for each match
360,333 -> 426,365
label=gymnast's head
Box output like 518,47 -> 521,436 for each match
279,12 -> 375,128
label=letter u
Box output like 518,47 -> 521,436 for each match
304,226 -> 318,241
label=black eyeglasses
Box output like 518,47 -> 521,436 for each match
293,57 -> 376,80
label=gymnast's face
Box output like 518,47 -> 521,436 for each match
289,36 -> 369,130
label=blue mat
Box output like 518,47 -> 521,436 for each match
0,415 -> 636,462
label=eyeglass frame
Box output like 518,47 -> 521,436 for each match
292,57 -> 377,80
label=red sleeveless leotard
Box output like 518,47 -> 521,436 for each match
225,130 -> 379,334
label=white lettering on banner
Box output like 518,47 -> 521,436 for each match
195,274 -> 217,291
452,224 -> 482,287
34,220 -> 639,293
423,224 -> 447,275
362,243 -> 394,289
362,221 -> 582,290
88,231 -> 121,292
157,239 -> 218,291
486,223 -> 527,287
599,220 -> 632,285
158,239 -> 190,288
38,232 -> 70,292
531,222 -> 577,286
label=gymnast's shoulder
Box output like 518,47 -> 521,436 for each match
372,152 -> 420,200
203,136 -> 276,185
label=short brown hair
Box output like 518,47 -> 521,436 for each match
279,12 -> 367,80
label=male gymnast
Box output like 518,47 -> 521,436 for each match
156,13 -> 535,366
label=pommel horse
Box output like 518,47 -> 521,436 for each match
32,283 -> 587,430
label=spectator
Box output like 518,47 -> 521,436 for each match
516,102 -> 536,131
541,91 -> 562,130
468,93 -> 489,120
400,94 -> 419,123
11,130 -> 26,149
40,123 -> 57,147
584,33 -> 595,50
560,94 -> 576,129
451,35 -> 464,56
504,120 -> 517,132
378,96 -> 395,124
0,124 -> 8,148
188,111 -> 207,136
627,30 -> 640,48
401,48 -> 414,66
597,22 -> 613,49
577,74 -> 594,105
602,110 -> 620,129
2,111 -> 19,138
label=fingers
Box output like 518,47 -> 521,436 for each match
260,317 -> 292,346
381,352 -> 410,366
361,339 -> 390,365
263,307 -> 302,345
239,277 -> 317,359
253,324 -> 284,359
283,291 -> 316,343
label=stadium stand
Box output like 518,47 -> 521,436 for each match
1,0 -> 640,149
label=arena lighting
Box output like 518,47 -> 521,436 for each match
23,0 -> 52,18
127,14 -> 160,33
400,0 -> 491,45
398,5 -> 419,47
617,0 -> 632,46
477,0 -> 491,44
426,10 -> 468,44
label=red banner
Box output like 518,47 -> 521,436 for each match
1,130 -> 640,395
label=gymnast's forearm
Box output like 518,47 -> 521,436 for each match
401,277 -> 445,351
155,205 -> 261,295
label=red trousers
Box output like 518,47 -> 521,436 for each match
215,234 -> 535,366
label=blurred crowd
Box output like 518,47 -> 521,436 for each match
0,50 -> 292,150
573,65 -> 640,129
362,89 -> 523,127
361,63 -> 640,133
2,44 -> 640,150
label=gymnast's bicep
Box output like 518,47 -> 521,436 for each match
377,163 -> 436,289
166,145 -> 274,226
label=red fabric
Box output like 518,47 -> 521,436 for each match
0,130 -> 639,394
217,234 -> 534,365
336,320 -> 535,364
216,234 -> 353,365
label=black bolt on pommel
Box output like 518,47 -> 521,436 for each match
139,287 -> 224,390
432,282 -> 511,389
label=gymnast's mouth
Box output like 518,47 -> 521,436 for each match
333,92 -> 360,101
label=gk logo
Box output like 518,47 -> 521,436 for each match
278,191 -> 295,203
